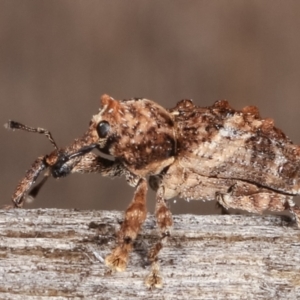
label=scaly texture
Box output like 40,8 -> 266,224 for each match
6,95 -> 300,288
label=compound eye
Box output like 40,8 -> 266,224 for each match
96,121 -> 110,138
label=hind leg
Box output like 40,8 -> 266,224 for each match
287,199 -> 300,227
216,182 -> 298,224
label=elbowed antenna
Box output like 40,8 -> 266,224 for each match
66,144 -> 99,160
4,120 -> 58,151
5,120 -> 59,206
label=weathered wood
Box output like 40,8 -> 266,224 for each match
0,209 -> 299,299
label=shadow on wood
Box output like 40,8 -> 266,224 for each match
0,209 -> 299,299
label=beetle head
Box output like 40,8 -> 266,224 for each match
90,94 -> 176,176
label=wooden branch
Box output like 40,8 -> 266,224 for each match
0,209 -> 300,299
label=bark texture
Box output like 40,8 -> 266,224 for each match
0,209 -> 299,299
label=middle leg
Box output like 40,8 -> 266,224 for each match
145,185 -> 173,289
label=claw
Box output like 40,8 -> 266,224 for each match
145,262 -> 163,289
105,244 -> 132,272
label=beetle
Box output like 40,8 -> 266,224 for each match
6,94 -> 300,288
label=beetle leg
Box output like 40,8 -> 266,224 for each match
11,156 -> 47,208
145,185 -> 173,289
217,189 -> 300,227
287,199 -> 300,227
69,152 -> 147,271
12,152 -> 132,208
216,189 -> 290,214
16,153 -> 121,208
105,178 -> 147,272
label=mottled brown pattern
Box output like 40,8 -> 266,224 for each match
171,98 -> 300,194
92,94 -> 176,176
7,94 -> 300,288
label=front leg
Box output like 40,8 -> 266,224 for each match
105,178 -> 148,271
54,151 -> 147,270
12,152 -> 126,208
74,153 -> 148,271
11,156 -> 47,208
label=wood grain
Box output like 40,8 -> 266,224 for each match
0,209 -> 299,299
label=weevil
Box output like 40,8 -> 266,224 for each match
5,94 -> 300,288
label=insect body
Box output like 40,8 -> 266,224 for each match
6,94 -> 300,288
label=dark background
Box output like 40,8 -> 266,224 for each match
1,1 -> 300,215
